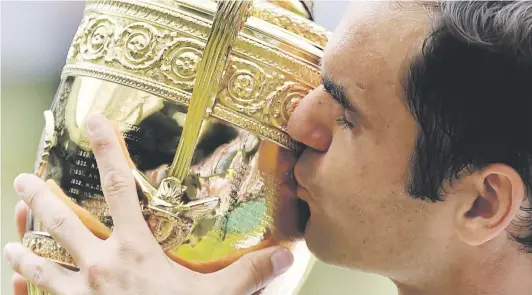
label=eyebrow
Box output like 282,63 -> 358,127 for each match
321,75 -> 357,112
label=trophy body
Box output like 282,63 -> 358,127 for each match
23,1 -> 328,294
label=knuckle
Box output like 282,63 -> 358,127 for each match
102,170 -> 131,197
84,261 -> 109,291
115,239 -> 145,264
47,212 -> 67,232
25,182 -> 46,208
25,189 -> 38,208
31,262 -> 47,289
92,135 -> 111,154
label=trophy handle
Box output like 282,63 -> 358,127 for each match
25,0 -> 254,258
35,110 -> 56,178
130,0 -> 253,251
167,0 -> 252,181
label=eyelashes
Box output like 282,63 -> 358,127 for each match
335,115 -> 355,130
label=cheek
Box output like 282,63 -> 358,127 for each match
305,131 -> 416,225
321,133 -> 407,192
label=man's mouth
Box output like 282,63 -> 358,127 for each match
296,184 -> 309,202
294,185 -> 311,235
295,197 -> 310,234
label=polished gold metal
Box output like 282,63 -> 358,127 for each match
265,0 -> 313,19
35,111 -> 56,177
24,0 -> 327,294
133,0 -> 253,252
169,1 -> 252,180
60,0 -> 322,149
134,169 -> 221,251
251,1 -> 325,46
23,232 -> 77,268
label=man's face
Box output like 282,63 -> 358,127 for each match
288,2 -> 457,274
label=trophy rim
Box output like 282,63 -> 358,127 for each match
83,0 -> 328,59
177,0 -> 328,52
63,0 -> 325,151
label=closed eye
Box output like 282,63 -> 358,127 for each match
335,115 -> 355,130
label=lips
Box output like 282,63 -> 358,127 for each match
292,185 -> 310,234
290,152 -> 311,235
296,184 -> 309,201
294,197 -> 310,234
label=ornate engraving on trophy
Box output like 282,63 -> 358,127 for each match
69,13 -> 210,92
270,82 -> 311,130
52,77 -> 73,136
149,0 -> 328,47
251,3 -> 328,46
60,1 -> 323,151
80,17 -> 116,61
211,105 -> 300,150
115,23 -> 165,69
218,55 -> 313,133
220,56 -> 270,115
161,39 -> 205,90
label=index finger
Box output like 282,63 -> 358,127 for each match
85,114 -> 150,235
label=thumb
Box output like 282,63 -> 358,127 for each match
217,246 -> 294,295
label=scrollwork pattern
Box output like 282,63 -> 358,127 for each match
79,17 -> 116,61
161,39 -> 205,90
212,105 -> 300,151
63,0 -> 320,150
115,22 -> 172,69
269,82 -> 312,130
251,2 -> 329,47
149,0 -> 329,47
219,57 -> 270,115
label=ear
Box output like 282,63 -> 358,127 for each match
454,164 -> 525,246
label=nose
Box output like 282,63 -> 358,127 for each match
287,87 -> 336,152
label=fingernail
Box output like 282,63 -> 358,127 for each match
271,248 -> 294,275
86,113 -> 104,133
13,174 -> 29,194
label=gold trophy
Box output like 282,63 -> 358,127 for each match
22,0 -> 328,294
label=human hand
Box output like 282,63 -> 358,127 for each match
4,113 -> 294,295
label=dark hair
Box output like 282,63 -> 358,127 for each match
403,1 -> 532,250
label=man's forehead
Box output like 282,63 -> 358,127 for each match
321,1 -> 433,86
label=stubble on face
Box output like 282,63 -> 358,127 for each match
295,1 -> 451,272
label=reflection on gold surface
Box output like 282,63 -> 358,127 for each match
27,76 -> 303,271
